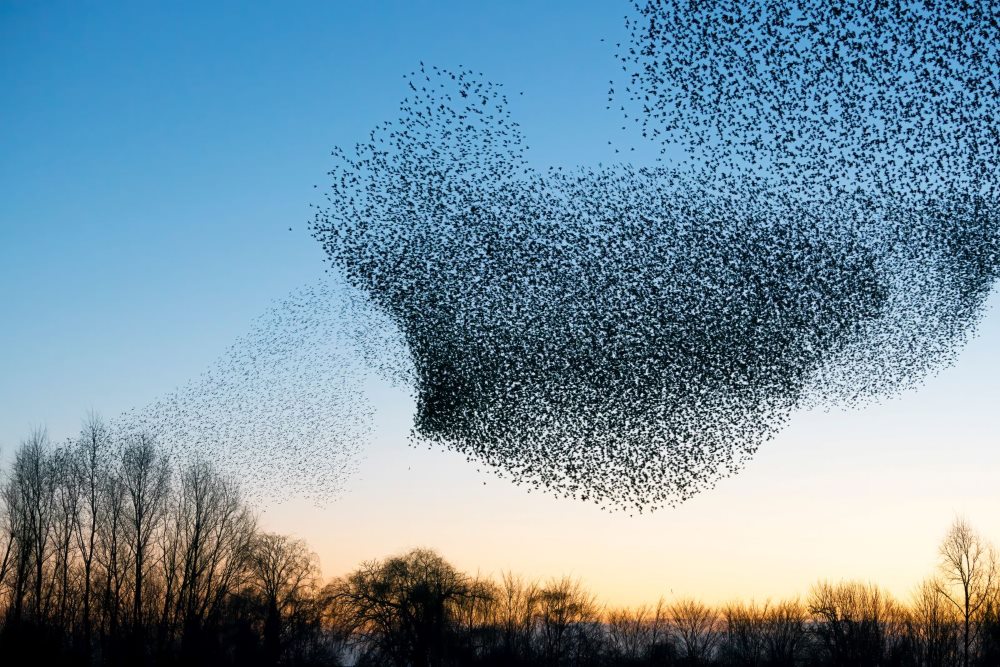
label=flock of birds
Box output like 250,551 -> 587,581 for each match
117,279 -> 409,505
618,0 -> 999,203
614,0 -> 1000,411
128,0 -> 999,511
312,0 -> 999,511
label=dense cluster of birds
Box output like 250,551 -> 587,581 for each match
311,0 -> 999,511
116,279 -> 403,505
620,1 -> 999,196
616,0 -> 1000,406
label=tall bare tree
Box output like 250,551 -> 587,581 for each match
50,442 -> 81,629
120,432 -> 170,638
0,450 -> 27,622
95,459 -> 127,642
73,415 -> 110,649
936,517 -> 997,667
7,430 -> 58,623
171,460 -> 254,658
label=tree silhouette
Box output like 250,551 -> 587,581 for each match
936,517 -> 997,667
329,548 -> 477,667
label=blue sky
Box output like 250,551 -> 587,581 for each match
2,2 -> 998,604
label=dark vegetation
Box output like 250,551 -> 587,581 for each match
2,420 -> 998,666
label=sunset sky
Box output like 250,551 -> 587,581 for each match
2,1 -> 998,609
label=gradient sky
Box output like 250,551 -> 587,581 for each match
2,1 -> 998,608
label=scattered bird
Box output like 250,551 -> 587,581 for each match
117,277 -> 411,507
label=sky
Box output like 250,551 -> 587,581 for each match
2,1 -> 998,608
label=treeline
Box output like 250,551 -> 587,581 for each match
321,537 -> 1000,667
2,421 -> 999,667
0,420 -> 332,666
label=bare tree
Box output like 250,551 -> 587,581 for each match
761,598 -> 806,667
451,573 -> 496,661
494,571 -> 539,659
721,600 -> 768,667
50,442 -> 82,629
95,459 -> 127,642
5,430 -> 58,623
171,460 -> 255,658
73,414 -> 110,649
0,464 -> 21,620
669,598 -> 720,665
246,532 -> 318,665
607,601 -> 669,664
331,548 -> 473,667
120,432 -> 170,638
156,486 -> 184,648
935,516 -> 997,667
808,580 -> 900,667
535,576 -> 600,665
910,578 -> 961,667
0,451 -> 20,615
